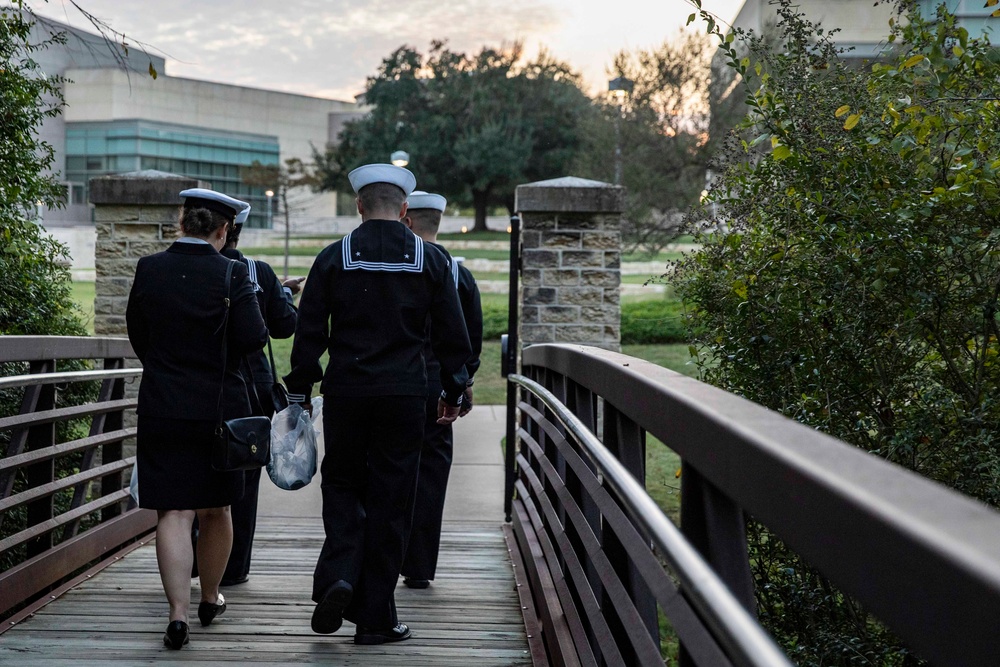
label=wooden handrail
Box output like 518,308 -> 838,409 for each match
0,336 -> 151,619
508,343 -> 1000,667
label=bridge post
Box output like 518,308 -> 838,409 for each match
514,177 -> 662,658
514,176 -> 625,352
90,170 -> 205,337
89,171 -> 205,465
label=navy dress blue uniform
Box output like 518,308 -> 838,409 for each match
126,240 -> 268,510
402,251 -> 482,582
285,218 -> 472,632
219,247 -> 297,584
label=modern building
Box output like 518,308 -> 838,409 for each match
28,10 -> 360,228
731,0 -> 996,60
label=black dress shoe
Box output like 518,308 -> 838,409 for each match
403,577 -> 430,589
220,575 -> 249,587
198,594 -> 227,627
311,580 -> 353,634
163,620 -> 189,649
354,622 -> 412,645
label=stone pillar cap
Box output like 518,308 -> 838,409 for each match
90,171 -> 208,206
515,176 -> 625,214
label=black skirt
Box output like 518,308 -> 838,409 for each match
136,416 -> 244,510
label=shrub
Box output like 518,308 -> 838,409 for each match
0,8 -> 94,576
620,298 -> 687,344
677,0 -> 1000,662
480,297 -> 686,344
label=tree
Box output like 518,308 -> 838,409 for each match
676,0 -> 1000,662
0,4 -> 85,338
315,42 -> 594,231
574,30 -> 744,254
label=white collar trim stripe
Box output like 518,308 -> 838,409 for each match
342,231 -> 425,272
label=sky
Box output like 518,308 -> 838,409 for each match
33,0 -> 745,101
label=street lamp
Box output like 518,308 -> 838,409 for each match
265,190 -> 274,229
390,150 -> 409,167
608,76 -> 633,185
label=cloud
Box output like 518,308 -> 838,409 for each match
35,0 -> 748,99
38,0 -> 561,99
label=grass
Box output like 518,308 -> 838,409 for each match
438,230 -> 511,241
467,271 -> 671,285
240,246 -> 696,265
70,281 -> 96,334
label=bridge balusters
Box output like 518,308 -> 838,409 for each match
565,378 -> 605,663
600,401 -> 659,660
23,360 -> 57,559
97,358 -> 126,523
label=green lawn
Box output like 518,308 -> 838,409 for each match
71,281 -> 96,334
438,230 -> 511,242
241,245 -> 695,266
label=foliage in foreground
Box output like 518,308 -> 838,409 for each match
1,7 -> 94,574
677,1 -> 1000,663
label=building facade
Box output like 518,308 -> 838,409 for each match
29,11 -> 359,228
731,0 -> 996,60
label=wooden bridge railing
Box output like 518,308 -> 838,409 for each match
505,343 -> 1000,667
0,336 -> 154,624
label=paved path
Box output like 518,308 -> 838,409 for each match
0,406 -> 527,665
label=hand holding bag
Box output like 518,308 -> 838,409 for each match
212,260 -> 271,472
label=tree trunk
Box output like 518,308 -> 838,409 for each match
281,187 -> 291,279
472,189 -> 490,232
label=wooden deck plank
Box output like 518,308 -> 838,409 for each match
2,518 -> 531,666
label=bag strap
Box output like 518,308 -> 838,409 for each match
215,260 -> 236,432
267,338 -> 279,385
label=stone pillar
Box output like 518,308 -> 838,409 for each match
515,177 -> 625,351
89,170 -> 205,335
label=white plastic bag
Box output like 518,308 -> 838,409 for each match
268,399 -> 319,490
311,396 -> 324,451
129,461 -> 139,505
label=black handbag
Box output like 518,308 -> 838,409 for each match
212,260 -> 271,472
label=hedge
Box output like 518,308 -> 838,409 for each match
480,297 -> 686,344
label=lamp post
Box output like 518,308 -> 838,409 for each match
390,150 -> 409,167
608,76 -> 633,185
265,190 -> 274,228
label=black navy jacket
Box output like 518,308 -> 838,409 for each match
126,241 -> 269,421
285,219 -> 472,405
222,248 -> 297,384
423,245 -> 483,393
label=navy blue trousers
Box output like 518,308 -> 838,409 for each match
312,395 -> 424,629
401,393 -> 454,580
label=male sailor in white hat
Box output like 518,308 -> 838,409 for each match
285,164 -> 471,645
399,191 -> 482,590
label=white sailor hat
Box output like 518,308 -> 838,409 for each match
407,190 -> 447,212
179,188 -> 248,222
348,163 -> 416,196
234,204 -> 251,226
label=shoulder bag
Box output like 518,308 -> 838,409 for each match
247,258 -> 289,414
212,260 -> 272,472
